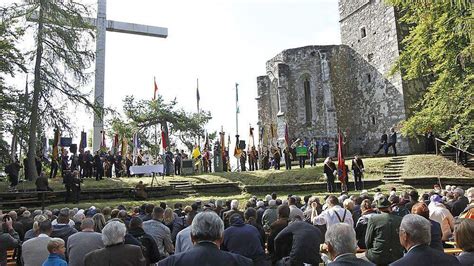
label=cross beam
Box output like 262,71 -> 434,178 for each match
92,0 -> 167,152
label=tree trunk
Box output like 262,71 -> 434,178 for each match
26,0 -> 45,181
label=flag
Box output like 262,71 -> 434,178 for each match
196,79 -> 200,112
337,130 -> 346,183
121,136 -> 128,156
284,124 -> 290,148
205,131 -> 209,149
132,132 -> 140,163
259,126 -> 264,144
161,124 -> 167,150
192,146 -> 201,160
79,131 -> 87,153
153,77 -> 159,100
249,126 -> 255,148
235,83 -> 240,114
100,131 -> 106,149
52,128 -> 60,159
234,134 -> 241,158
112,134 -> 119,154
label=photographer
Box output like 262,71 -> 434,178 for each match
0,215 -> 21,266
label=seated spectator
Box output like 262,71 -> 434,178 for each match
268,205 -> 290,262
51,208 -> 77,246
274,216 -> 323,265
143,207 -> 174,258
411,202 -> 443,251
244,207 -> 266,249
0,215 -> 21,266
223,200 -> 244,228
158,211 -> 252,266
67,218 -> 104,266
454,218 -> 474,265
391,214 -> 460,266
42,238 -> 67,266
92,213 -> 106,233
128,217 -> 160,265
452,188 -> 469,217
459,187 -> 474,219
405,190 -> 419,212
428,194 -> 454,241
262,200 -> 278,231
354,199 -> 376,249
84,221 -> 146,266
22,219 -> 52,266
312,195 -> 353,228
222,213 -> 266,263
288,196 -> 304,222
365,197 -> 403,265
24,214 -> 48,241
175,212 -> 197,254
325,223 -> 374,265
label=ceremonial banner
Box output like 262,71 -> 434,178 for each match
52,128 -> 60,159
79,131 -> 87,152
249,126 -> 255,148
284,124 -> 290,148
60,137 -> 72,147
161,124 -> 167,150
337,130 -> 346,183
296,146 -> 308,157
121,137 -> 128,156
112,134 -> 119,154
153,77 -> 159,100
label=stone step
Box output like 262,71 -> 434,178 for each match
179,190 -> 198,194
174,184 -> 193,189
169,180 -> 191,184
383,180 -> 404,184
384,175 -> 401,178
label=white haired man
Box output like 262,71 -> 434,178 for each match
223,200 -> 244,228
84,221 -> 145,266
325,223 -> 374,265
158,211 -> 252,266
391,214 -> 460,266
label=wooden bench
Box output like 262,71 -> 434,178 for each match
6,249 -> 17,266
444,248 -> 463,255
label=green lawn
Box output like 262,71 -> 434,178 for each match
403,154 -> 474,178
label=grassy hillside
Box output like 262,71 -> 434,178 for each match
403,155 -> 474,178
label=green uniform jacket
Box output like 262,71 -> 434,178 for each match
365,212 -> 403,265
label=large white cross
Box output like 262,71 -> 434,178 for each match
92,0 -> 168,151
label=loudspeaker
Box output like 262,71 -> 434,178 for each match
181,159 -> 194,176
239,140 -> 246,149
69,144 -> 77,154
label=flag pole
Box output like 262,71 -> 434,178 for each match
197,78 -> 201,149
235,83 -> 240,172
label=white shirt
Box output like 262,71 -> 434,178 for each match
312,205 -> 353,228
428,202 -> 454,226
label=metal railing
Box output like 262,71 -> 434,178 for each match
435,137 -> 473,164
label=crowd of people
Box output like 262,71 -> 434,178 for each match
1,184 -> 473,266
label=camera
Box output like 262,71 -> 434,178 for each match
2,214 -> 11,222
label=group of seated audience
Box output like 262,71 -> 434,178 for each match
0,184 -> 473,266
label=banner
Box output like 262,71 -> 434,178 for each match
337,130 -> 346,183
79,131 -> 87,152
52,128 -> 60,159
60,137 -> 72,147
284,124 -> 290,148
296,146 -> 308,157
121,137 -> 128,156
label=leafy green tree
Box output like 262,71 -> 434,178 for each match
388,0 -> 473,150
24,0 -> 97,180
109,95 -> 212,154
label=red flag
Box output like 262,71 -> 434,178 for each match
153,77 -> 159,100
284,124 -> 290,148
161,125 -> 167,150
337,130 -> 346,183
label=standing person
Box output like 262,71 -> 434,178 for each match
174,149 -> 182,175
374,132 -> 388,155
249,146 -> 258,171
93,151 -> 103,181
322,139 -> 329,158
126,152 -> 133,177
85,151 -> 93,178
115,152 -> 123,177
63,170 -> 73,203
283,146 -> 292,170
297,142 -> 307,168
352,156 -> 365,191
71,171 -> 81,204
60,149 -> 69,177
165,148 -> 174,176
273,145 -> 281,170
240,150 -> 247,171
105,151 -> 114,178
387,127 -> 397,156
309,138 -> 318,167
323,157 -> 337,193
365,197 -> 403,265
5,158 -> 21,191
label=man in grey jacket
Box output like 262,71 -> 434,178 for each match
67,218 -> 103,266
22,219 -> 52,266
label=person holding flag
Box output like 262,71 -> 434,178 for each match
337,130 -> 349,192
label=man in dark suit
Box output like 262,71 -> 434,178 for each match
158,211 -> 252,266
390,214 -> 461,266
326,223 -> 374,265
85,221 -> 146,266
274,217 -> 323,265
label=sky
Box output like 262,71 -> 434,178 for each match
6,0 -> 341,150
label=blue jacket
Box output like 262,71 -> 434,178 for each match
42,253 -> 67,266
222,216 -> 265,261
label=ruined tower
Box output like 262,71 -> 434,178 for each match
256,0 -> 419,155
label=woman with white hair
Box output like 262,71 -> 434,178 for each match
84,221 -> 146,266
